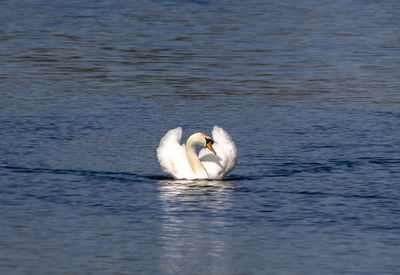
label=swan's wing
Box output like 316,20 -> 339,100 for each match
199,125 -> 237,179
157,127 -> 194,179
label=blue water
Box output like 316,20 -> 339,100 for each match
1,0 -> 400,274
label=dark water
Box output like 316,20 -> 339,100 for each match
1,0 -> 400,273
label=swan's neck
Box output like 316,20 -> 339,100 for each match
186,137 -> 209,179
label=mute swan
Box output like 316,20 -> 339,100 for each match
157,126 -> 237,180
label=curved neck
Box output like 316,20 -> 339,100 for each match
186,135 -> 208,179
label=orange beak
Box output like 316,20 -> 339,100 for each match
206,141 -> 217,155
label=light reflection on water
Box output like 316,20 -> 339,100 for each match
158,180 -> 235,274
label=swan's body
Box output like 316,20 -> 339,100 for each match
157,126 -> 237,180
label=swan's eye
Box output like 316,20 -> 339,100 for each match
205,138 -> 213,144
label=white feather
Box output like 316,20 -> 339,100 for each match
157,127 -> 194,179
199,126 -> 237,179
157,126 -> 237,180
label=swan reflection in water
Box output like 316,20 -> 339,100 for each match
157,179 -> 236,273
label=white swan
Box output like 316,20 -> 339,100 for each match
157,126 -> 237,180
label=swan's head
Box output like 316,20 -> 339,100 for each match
204,136 -> 217,155
188,132 -> 217,155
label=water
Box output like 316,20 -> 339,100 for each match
1,0 -> 400,273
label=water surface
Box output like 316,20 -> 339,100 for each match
1,0 -> 400,274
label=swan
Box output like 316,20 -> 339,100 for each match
157,126 -> 237,180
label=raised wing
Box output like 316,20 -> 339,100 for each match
199,125 -> 237,179
157,127 -> 194,179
